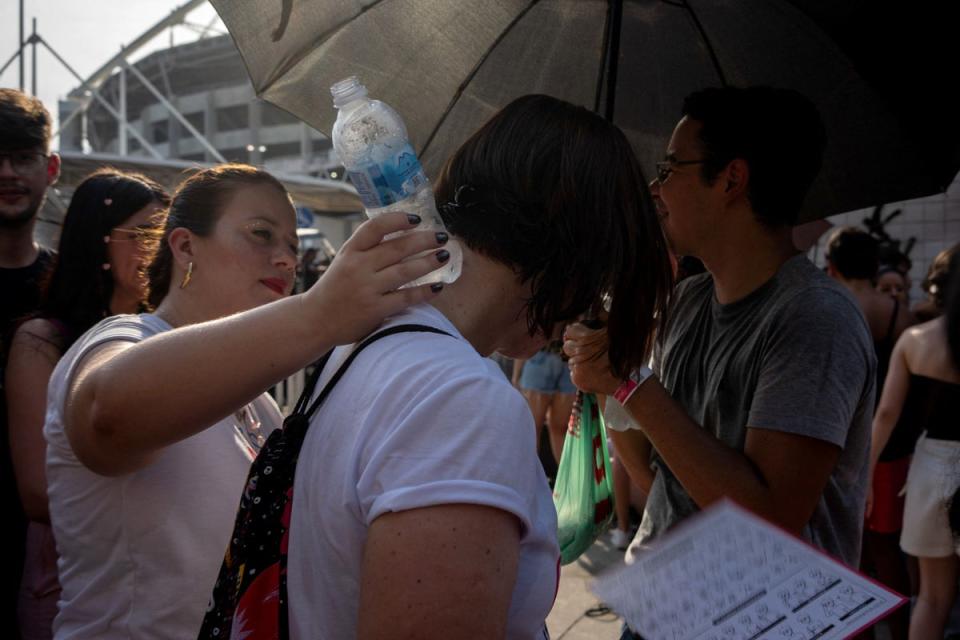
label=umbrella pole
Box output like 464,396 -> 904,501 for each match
595,0 -> 624,121
603,0 -> 623,122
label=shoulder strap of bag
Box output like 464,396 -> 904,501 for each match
291,323 -> 453,427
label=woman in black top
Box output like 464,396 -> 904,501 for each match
870,243 -> 960,640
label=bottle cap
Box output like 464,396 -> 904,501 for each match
331,76 -> 368,108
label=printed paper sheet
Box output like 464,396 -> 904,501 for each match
591,500 -> 905,640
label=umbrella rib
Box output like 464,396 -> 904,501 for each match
602,0 -> 624,121
593,0 -> 614,114
419,0 -> 544,159
664,0 -> 728,87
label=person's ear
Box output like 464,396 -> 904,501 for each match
722,158 -> 749,199
46,152 -> 61,186
168,227 -> 196,268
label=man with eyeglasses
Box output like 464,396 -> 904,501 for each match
0,88 -> 60,635
565,87 -> 876,638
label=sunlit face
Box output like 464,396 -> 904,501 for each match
0,148 -> 59,228
877,270 -> 909,305
106,200 -> 165,302
188,183 -> 298,317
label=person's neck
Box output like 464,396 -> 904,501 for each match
109,287 -> 142,316
152,290 -> 219,329
832,275 -> 874,296
698,211 -> 798,305
0,220 -> 39,269
429,247 -> 527,357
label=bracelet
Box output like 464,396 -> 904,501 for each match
612,365 -> 655,406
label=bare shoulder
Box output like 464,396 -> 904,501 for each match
10,318 -> 66,362
904,317 -> 943,343
902,317 -> 956,375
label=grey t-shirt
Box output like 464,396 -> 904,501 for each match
628,254 -> 876,567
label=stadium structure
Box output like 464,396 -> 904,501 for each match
14,0 -> 362,252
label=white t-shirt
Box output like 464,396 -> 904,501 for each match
286,305 -> 559,639
44,314 -> 281,639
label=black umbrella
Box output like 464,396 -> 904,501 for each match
211,0 -> 959,222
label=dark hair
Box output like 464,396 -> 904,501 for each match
826,226 -> 879,280
0,88 -> 52,152
681,86 -> 826,227
435,94 -> 673,378
144,164 -> 289,308
877,264 -> 906,280
878,246 -> 912,275
38,168 -> 169,348
921,243 -> 960,311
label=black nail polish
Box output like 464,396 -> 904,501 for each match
436,249 -> 450,263
407,214 -> 421,225
431,283 -> 444,293
435,231 -> 448,244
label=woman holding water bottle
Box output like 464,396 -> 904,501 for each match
272,92 -> 672,639
42,163 -> 448,638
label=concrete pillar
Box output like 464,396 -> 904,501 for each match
204,92 -> 217,164
249,99 -> 262,165
168,97 -> 180,158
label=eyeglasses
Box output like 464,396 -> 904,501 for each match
0,151 -> 48,175
655,159 -> 706,183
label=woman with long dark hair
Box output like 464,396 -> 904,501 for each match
5,168 -> 168,639
42,163 -> 447,639
870,244 -> 960,640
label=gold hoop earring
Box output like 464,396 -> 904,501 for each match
179,261 -> 194,289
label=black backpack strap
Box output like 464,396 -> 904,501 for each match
289,350 -> 334,418
291,323 -> 453,426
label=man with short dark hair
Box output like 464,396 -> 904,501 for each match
0,87 -> 60,330
566,88 -> 876,639
0,87 -> 60,634
825,225 -> 914,638
826,226 -> 913,380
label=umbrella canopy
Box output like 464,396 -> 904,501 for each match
211,0 -> 959,223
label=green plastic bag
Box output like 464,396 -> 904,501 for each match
553,391 -> 615,564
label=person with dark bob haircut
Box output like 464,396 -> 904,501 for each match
6,168 -> 168,639
566,88 -> 876,640
225,94 -> 672,639
41,163 -> 449,638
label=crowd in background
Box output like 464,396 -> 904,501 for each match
2,82 -> 959,640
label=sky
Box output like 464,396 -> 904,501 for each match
0,0 -> 222,142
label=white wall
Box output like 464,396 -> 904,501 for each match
812,173 -> 960,304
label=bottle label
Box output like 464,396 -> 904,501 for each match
347,143 -> 428,209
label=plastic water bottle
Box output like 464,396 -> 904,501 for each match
330,76 -> 462,287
